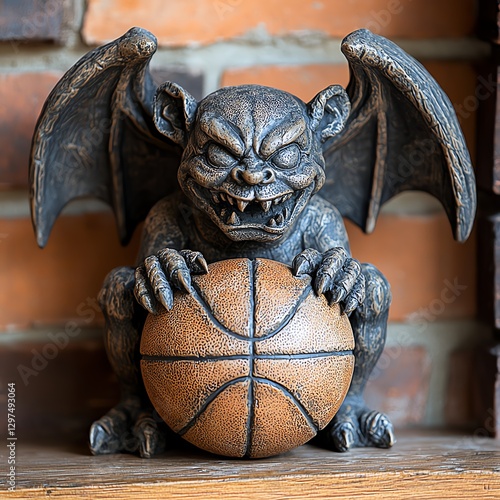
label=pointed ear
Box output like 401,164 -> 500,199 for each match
153,82 -> 198,147
308,85 -> 350,142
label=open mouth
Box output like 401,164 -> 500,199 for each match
188,180 -> 312,234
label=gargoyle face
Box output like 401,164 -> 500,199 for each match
177,86 -> 326,242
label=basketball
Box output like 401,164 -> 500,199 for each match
140,258 -> 354,458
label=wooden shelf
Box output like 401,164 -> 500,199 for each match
4,430 -> 500,499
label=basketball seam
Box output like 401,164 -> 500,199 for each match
175,375 -> 319,440
253,377 -> 319,433
176,376 -> 249,437
245,259 -> 257,458
190,281 -> 314,343
141,351 -> 353,362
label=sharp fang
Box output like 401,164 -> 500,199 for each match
284,207 -> 290,218
268,218 -> 277,227
227,196 -> 235,206
276,213 -> 284,225
220,208 -> 227,218
261,201 -> 272,212
227,212 -> 240,225
212,193 -> 220,204
273,197 -> 282,205
220,193 -> 227,202
237,200 -> 248,212
284,194 -> 291,201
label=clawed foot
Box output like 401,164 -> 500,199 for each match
134,248 -> 208,314
319,400 -> 395,452
89,400 -> 167,458
293,247 -> 365,315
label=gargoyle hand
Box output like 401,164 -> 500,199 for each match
292,248 -> 365,315
134,249 -> 208,314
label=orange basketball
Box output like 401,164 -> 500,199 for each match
140,258 -> 354,458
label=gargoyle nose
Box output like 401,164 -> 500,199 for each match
231,166 -> 276,186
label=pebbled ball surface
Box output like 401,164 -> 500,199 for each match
141,258 -> 354,458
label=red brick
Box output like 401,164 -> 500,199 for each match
347,213 -> 476,322
365,346 -> 431,427
82,0 -> 476,47
0,72 -> 62,189
222,65 -> 350,102
0,0 -> 65,43
0,214 -> 140,330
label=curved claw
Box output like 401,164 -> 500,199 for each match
134,267 -> 159,314
158,248 -> 194,293
89,406 -> 135,455
327,421 -> 357,452
314,247 -> 348,295
343,274 -> 366,315
180,250 -> 209,274
134,413 -> 166,459
361,410 -> 395,448
292,248 -> 322,276
144,255 -> 174,310
174,268 -> 194,294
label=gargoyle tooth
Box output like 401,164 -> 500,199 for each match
268,218 -> 277,227
227,211 -> 240,225
284,193 -> 292,201
212,193 -> 220,204
237,199 -> 248,212
284,207 -> 290,219
276,213 -> 284,225
219,193 -> 227,202
273,197 -> 282,205
220,208 -> 227,218
227,196 -> 235,206
261,200 -> 272,212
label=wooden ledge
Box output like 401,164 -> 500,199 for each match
3,430 -> 500,499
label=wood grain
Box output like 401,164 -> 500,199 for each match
2,431 -> 500,499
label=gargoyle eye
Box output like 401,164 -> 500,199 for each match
206,143 -> 237,169
271,144 -> 300,170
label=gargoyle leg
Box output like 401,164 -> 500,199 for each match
89,266 -> 166,457
321,263 -> 394,451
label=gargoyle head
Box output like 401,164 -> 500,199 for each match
153,83 -> 350,242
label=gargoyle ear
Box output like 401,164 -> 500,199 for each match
153,82 -> 198,148
308,85 -> 350,142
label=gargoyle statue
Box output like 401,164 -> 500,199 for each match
30,27 -> 476,457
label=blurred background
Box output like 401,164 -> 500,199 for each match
0,0 -> 490,441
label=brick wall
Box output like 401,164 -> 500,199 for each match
0,0 -> 488,440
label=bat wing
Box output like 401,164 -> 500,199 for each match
321,29 -> 476,242
30,27 -> 182,247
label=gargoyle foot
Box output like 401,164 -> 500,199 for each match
89,400 -> 140,455
319,400 -> 395,452
133,411 -> 167,458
